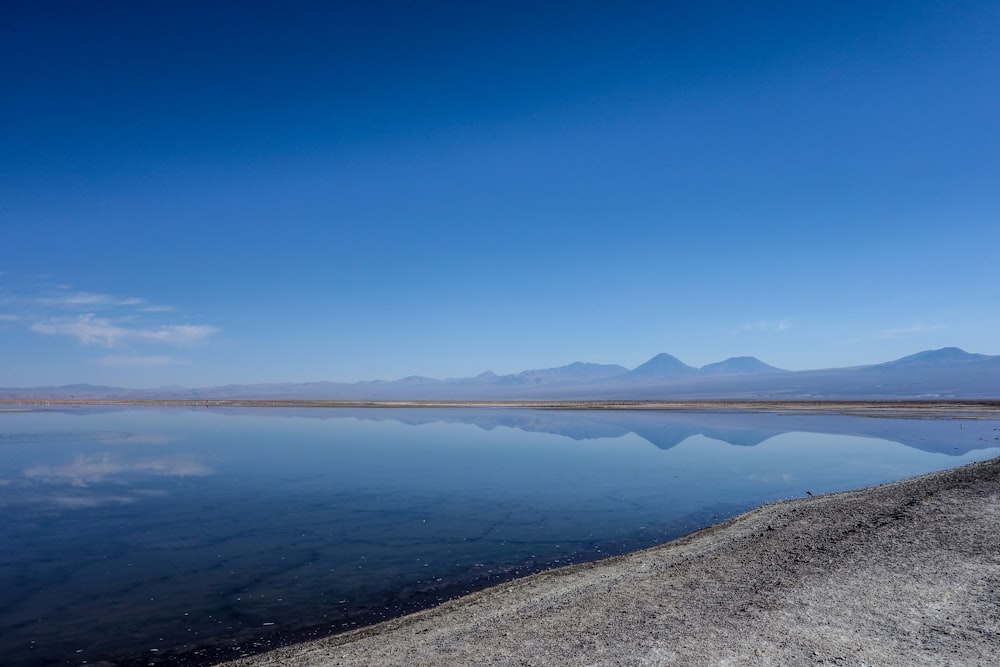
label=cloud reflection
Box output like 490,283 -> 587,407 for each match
49,495 -> 137,509
25,453 -> 210,486
97,432 -> 175,445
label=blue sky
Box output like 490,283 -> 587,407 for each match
2,1 -> 999,388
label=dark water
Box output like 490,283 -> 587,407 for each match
1,406 -> 998,666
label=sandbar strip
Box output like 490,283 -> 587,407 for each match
217,455 -> 1000,666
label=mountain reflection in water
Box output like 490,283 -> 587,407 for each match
203,406 -> 997,455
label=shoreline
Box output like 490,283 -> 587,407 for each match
216,455 -> 1000,666
5,398 -> 1000,417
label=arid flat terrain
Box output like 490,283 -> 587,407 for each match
213,452 -> 1000,666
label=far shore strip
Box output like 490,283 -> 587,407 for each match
6,398 -> 1000,418
218,454 -> 1000,666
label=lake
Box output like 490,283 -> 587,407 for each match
2,405 -> 998,666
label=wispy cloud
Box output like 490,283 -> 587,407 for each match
838,323 -> 948,346
734,319 -> 790,334
39,291 -> 145,307
0,279 -> 216,352
96,354 -> 182,367
32,314 -> 219,347
877,323 -> 946,339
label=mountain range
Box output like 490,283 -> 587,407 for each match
2,347 -> 999,400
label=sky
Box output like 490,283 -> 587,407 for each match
2,1 -> 999,388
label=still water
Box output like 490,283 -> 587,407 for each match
1,406 -> 998,666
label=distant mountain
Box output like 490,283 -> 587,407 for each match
620,353 -> 697,381
535,361 -> 630,381
871,347 -> 990,368
698,356 -> 785,375
471,361 -> 629,387
0,383 -> 125,399
2,348 -> 998,400
393,376 -> 440,385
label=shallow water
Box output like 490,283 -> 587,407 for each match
1,406 -> 998,666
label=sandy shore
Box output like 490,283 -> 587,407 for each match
217,455 -> 1000,666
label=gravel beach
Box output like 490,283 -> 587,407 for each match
216,455 -> 1000,666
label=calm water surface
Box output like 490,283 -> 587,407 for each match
1,406 -> 998,666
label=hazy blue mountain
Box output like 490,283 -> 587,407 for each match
869,347 -> 990,368
2,348 -> 998,400
0,383 -> 124,398
540,361 -> 630,380
393,376 -> 440,385
619,353 -> 698,381
698,356 -> 785,375
843,347 -> 1000,398
496,362 -> 629,386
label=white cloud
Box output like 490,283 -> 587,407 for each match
96,355 -> 181,367
32,314 -> 219,347
6,278 -> 220,354
40,291 -> 145,307
877,324 -> 946,339
734,319 -> 790,334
